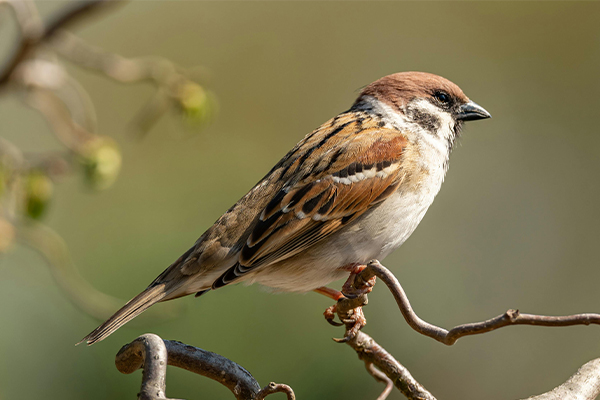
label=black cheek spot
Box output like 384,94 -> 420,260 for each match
408,108 -> 441,133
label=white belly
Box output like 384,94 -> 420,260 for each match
247,177 -> 443,293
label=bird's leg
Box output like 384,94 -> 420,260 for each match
314,287 -> 345,326
317,263 -> 378,340
341,263 -> 376,298
314,286 -> 345,301
332,266 -> 374,342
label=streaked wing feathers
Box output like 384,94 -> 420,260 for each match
212,113 -> 409,289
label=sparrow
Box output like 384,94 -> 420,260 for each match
80,72 -> 490,345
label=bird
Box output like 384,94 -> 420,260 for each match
80,71 -> 491,345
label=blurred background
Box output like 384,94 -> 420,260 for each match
1,1 -> 600,399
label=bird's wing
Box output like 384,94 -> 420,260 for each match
212,113 -> 410,288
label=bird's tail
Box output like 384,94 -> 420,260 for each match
77,283 -> 171,346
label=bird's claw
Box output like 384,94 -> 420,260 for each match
340,291 -> 358,299
323,305 -> 344,326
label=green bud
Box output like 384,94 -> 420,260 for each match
176,81 -> 216,127
80,137 -> 122,190
25,170 -> 53,219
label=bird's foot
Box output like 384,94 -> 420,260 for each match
341,264 -> 376,299
333,305 -> 367,343
323,304 -> 344,326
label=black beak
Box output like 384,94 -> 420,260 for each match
457,101 -> 491,121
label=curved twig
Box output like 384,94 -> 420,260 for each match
0,0 -> 120,86
255,382 -> 296,400
116,334 -> 295,400
365,362 -> 394,400
116,334 -> 173,400
329,259 -> 600,399
346,331 -> 436,400
365,260 -> 600,346
332,277 -> 437,400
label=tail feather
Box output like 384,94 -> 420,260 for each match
78,284 -> 169,346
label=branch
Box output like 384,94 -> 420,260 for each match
350,331 -> 435,400
522,358 -> 600,400
328,260 -> 600,399
115,334 -> 295,400
365,260 -> 600,346
51,31 -> 214,134
333,271 -> 437,400
0,0 -> 121,86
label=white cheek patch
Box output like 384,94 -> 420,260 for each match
407,99 -> 454,139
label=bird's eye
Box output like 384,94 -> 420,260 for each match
434,91 -> 451,104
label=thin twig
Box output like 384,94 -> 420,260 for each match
163,340 -> 261,400
333,271 -> 437,400
330,260 -> 600,399
0,0 -> 120,86
365,362 -> 394,400
52,31 -> 180,85
346,331 -> 437,400
255,382 -> 296,400
116,334 -> 296,400
365,260 -> 600,346
115,334 -> 174,400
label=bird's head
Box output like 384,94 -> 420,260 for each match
355,71 -> 491,150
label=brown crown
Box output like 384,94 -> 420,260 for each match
357,72 -> 469,112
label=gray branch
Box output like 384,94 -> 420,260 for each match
523,358 -> 600,400
328,259 -> 600,400
115,333 -> 295,400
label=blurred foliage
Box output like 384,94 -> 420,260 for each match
25,169 -> 53,219
1,1 -> 600,400
175,81 -> 217,127
79,136 -> 121,190
0,0 -> 215,236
